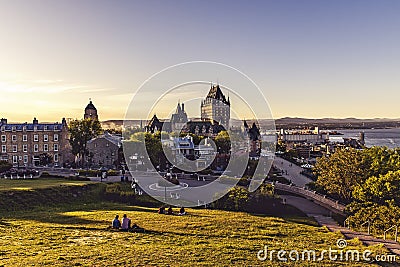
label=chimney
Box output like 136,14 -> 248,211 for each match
1,118 -> 7,124
33,117 -> 38,124
182,103 -> 184,112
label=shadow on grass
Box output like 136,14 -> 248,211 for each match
48,224 -> 165,236
1,209 -> 103,225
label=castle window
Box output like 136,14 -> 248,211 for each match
23,145 -> 27,152
23,135 -> 27,142
1,126 -> 4,132
34,144 -> 39,152
1,145 -> 6,153
12,135 -> 17,142
34,135 -> 38,142
12,155 -> 18,164
54,134 -> 58,142
1,135 -> 6,142
23,155 -> 28,164
44,135 -> 48,142
54,154 -> 59,162
22,126 -> 26,132
12,145 -> 17,152
11,126 -> 16,132
54,144 -> 59,151
44,144 -> 48,151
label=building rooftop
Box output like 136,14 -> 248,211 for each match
0,118 -> 66,131
85,100 -> 97,111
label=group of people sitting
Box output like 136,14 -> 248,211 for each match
158,206 -> 186,216
111,206 -> 187,231
111,214 -> 145,232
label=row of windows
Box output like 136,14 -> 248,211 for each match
1,125 -> 60,132
1,144 -> 59,153
11,154 -> 59,164
1,134 -> 59,142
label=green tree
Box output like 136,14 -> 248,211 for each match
68,119 -> 102,167
145,132 -> 163,169
215,131 -> 231,154
212,186 -> 250,211
39,153 -> 53,166
314,148 -> 366,201
362,146 -> 400,178
352,170 -> 400,205
0,161 -> 12,173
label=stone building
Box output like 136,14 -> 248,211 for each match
146,84 -> 231,136
0,117 -> 73,167
201,84 -> 230,130
84,100 -> 99,120
170,102 -> 188,132
86,132 -> 122,169
145,114 -> 170,133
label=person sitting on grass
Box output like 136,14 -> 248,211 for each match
112,215 -> 121,229
167,206 -> 173,215
121,214 -> 131,231
158,206 -> 165,214
178,207 -> 186,216
129,223 -> 145,233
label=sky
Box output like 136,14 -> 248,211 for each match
1,0 -> 400,122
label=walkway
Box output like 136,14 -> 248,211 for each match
285,195 -> 400,257
314,215 -> 400,257
283,195 -> 332,216
273,157 -> 313,187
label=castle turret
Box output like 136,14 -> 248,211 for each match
84,100 -> 99,120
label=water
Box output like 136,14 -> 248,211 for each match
328,128 -> 400,149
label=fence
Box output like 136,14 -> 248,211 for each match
272,182 -> 346,214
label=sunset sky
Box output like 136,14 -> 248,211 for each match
1,0 -> 400,122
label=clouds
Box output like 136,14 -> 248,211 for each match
0,74 -> 128,121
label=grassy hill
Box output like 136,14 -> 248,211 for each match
0,179 -> 391,266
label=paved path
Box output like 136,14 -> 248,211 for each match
273,157 -> 313,187
284,195 -> 332,217
284,195 -> 400,257
313,215 -> 400,257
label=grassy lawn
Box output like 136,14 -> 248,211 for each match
0,201 -> 391,266
0,178 -> 94,191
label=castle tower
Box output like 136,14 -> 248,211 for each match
84,100 -> 98,120
201,84 -> 230,129
171,101 -> 188,132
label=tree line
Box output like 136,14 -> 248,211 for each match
313,147 -> 400,231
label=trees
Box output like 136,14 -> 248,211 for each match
215,131 -> 231,154
144,132 -> 163,170
362,146 -> 400,178
39,153 -> 52,166
314,148 -> 366,202
352,170 -> 400,205
0,161 -> 12,173
68,119 -> 102,167
315,146 -> 400,232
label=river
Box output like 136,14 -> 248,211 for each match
328,128 -> 400,149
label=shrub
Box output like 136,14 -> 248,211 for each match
212,186 -> 250,211
0,161 -> 12,173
